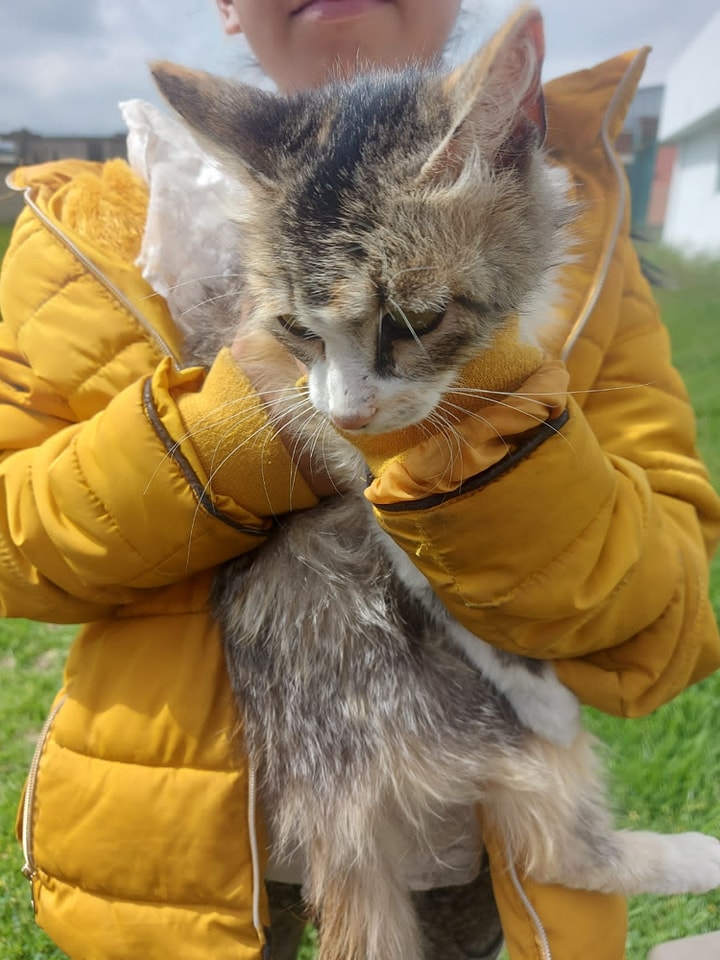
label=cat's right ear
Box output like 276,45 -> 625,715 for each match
150,61 -> 283,191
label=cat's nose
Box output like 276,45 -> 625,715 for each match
331,409 -> 375,431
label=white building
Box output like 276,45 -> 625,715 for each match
659,9 -> 720,255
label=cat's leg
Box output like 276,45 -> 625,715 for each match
275,777 -> 424,960
305,826 -> 423,960
483,732 -> 720,897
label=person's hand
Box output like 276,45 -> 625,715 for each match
231,328 -> 343,498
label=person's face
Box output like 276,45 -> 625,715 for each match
215,0 -> 462,91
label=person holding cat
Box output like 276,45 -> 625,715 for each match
1,2 -> 719,960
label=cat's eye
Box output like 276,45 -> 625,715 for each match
382,308 -> 444,339
277,315 -> 320,341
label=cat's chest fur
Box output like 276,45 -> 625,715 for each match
214,426 -> 579,769
216,486 -> 519,779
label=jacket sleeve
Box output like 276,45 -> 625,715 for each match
0,212 -> 316,624
365,236 -> 720,718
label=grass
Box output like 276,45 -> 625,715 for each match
0,625 -> 76,960
588,246 -> 720,958
0,225 -> 719,959
0,224 -> 12,256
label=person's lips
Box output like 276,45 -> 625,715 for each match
291,0 -> 391,21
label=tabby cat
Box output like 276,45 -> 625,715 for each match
151,8 -> 720,959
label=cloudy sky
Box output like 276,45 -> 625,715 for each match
2,0 -> 718,135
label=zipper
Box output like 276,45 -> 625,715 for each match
505,846 -> 552,960
506,845 -> 552,960
20,187 -> 184,368
247,759 -> 264,942
560,47 -> 647,362
21,695 -> 67,908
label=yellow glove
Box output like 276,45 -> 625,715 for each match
349,318 -> 569,505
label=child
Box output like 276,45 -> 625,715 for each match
1,1 -> 718,958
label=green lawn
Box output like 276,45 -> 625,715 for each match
0,224 -> 11,258
0,623 -> 75,960
0,226 -> 719,959
581,248 -> 720,959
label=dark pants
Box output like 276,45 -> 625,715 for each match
266,853 -> 503,960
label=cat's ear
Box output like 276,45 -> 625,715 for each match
150,61 -> 283,190
419,5 -> 546,185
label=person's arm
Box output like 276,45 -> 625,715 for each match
0,324 -> 318,623
0,188 -> 318,623
356,238 -> 720,718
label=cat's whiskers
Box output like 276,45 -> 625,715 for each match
143,394 -> 278,497
200,392 -> 303,468
252,392 -> 321,520
304,416 -> 348,497
168,272 -> 245,292
278,406 -> 334,499
434,424 -> 464,487
207,390 -> 313,485
260,409 -> 286,523
137,272 -> 246,303
386,296 -> 431,358
375,304 -> 385,360
258,393 -> 339,515
180,290 -> 240,318
419,411 -> 468,491
184,390 -> 316,564
285,423 -> 318,498
445,410 -> 500,466
446,391 -> 574,451
439,400 -> 514,457
456,382 -> 653,400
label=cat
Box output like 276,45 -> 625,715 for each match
151,8 -> 720,960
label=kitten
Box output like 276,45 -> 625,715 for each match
152,9 -> 720,960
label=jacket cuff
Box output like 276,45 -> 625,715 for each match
159,350 -> 319,519
363,358 -> 569,507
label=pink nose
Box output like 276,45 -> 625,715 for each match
331,409 -> 375,431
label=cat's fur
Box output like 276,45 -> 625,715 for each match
152,9 -> 720,959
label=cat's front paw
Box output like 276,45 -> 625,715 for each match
515,679 -> 581,747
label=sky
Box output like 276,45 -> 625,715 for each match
2,0 -> 719,135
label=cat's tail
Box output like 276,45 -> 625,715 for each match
483,731 -> 720,897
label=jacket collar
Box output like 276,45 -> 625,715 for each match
8,159 -> 184,367
543,48 -> 651,360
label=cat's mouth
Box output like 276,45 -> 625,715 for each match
291,0 -> 392,21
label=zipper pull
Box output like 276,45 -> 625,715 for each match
20,862 -> 36,911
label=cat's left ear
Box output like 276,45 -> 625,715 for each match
420,5 -> 546,183
151,61 -> 283,191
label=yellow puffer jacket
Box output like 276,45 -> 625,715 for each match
1,51 -> 719,960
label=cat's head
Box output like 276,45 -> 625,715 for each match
152,6 -> 572,435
